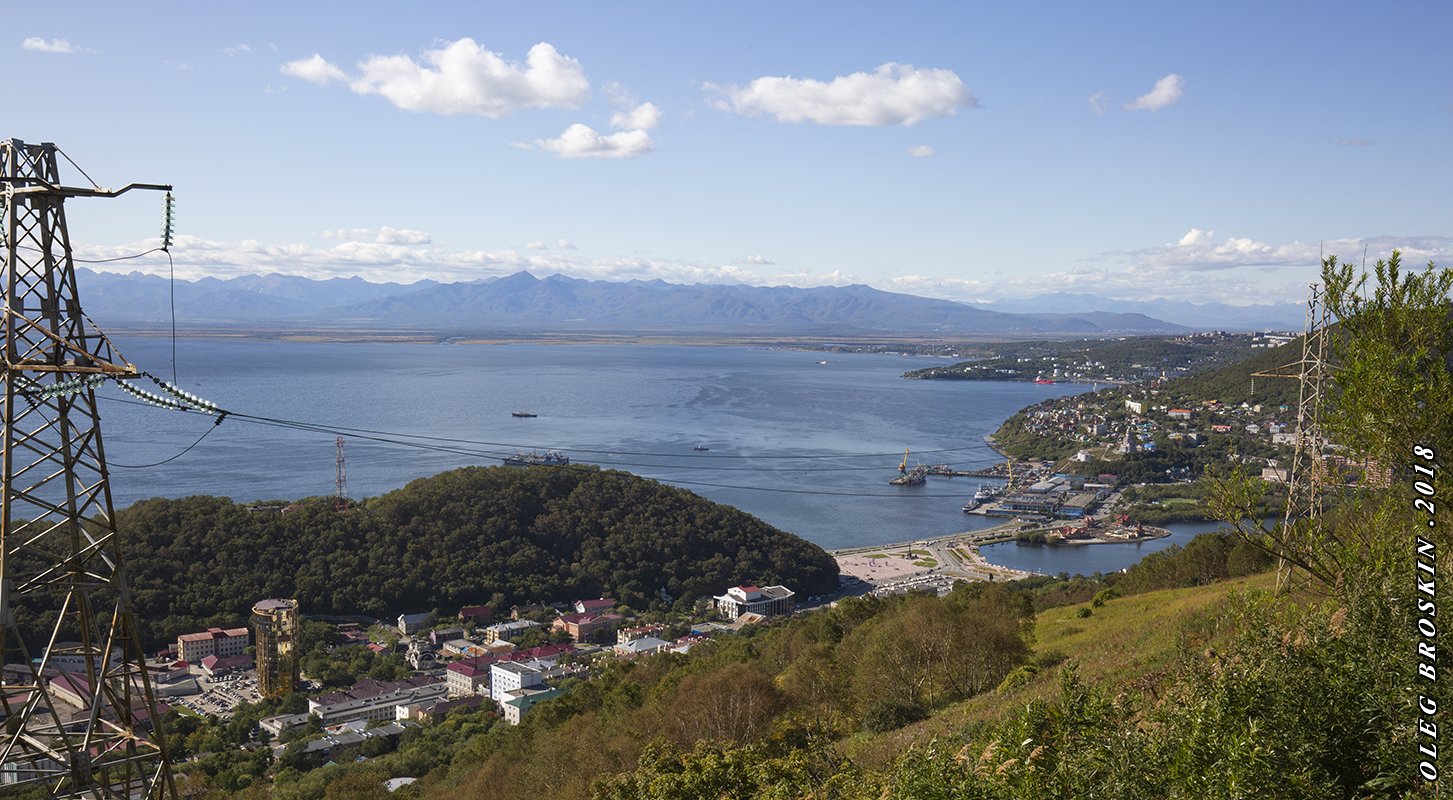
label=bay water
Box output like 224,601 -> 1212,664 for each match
95,336 -> 1198,572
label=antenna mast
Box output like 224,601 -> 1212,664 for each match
0,139 -> 176,797
335,436 -> 348,511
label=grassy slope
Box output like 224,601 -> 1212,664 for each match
843,571 -> 1277,768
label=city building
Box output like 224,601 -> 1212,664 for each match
552,612 -> 622,643
483,619 -> 539,643
489,661 -> 543,703
712,585 -> 795,620
501,687 -> 562,725
251,598 -> 300,698
397,612 -> 432,636
175,627 -> 249,663
573,598 -> 616,614
446,659 -> 494,697
305,676 -> 447,726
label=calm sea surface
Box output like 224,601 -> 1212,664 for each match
95,336 -> 1200,571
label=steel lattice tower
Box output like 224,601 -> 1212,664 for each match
0,140 -> 176,798
334,436 -> 348,511
1253,282 -> 1331,588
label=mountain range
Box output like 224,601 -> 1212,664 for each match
982,292 -> 1304,331
73,269 -> 1264,336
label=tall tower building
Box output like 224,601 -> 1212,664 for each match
251,598 -> 300,697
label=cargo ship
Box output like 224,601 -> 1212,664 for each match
511,411 -> 538,418
502,449 -> 570,467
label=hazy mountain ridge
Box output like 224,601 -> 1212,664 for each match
983,292 -> 1304,331
77,268 -> 1188,335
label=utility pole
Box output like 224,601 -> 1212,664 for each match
0,139 -> 176,798
335,436 -> 348,511
1252,282 -> 1330,589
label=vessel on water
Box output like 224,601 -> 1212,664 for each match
1034,378 -> 1055,385
502,449 -> 570,467
963,484 -> 999,512
889,448 -> 928,486
693,445 -> 710,451
511,411 -> 538,418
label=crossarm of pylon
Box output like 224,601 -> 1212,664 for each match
1,308 -> 137,376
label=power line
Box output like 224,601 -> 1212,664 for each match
97,394 -> 1011,498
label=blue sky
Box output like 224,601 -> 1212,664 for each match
4,2 -> 1450,305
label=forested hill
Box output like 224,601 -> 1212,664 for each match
108,466 -> 839,646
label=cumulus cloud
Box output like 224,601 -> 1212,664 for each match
1114,231 -> 1453,274
524,241 -> 549,250
72,234 -> 842,288
523,123 -> 653,159
319,227 -> 430,245
282,54 -> 346,85
1178,227 -> 1213,246
523,239 -> 578,250
908,145 -> 935,157
1089,90 -> 1106,116
711,63 -> 976,126
348,39 -> 588,117
22,37 -> 78,54
610,102 -> 662,131
732,255 -> 774,265
1124,74 -> 1183,111
556,239 -> 577,249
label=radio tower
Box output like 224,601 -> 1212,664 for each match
335,436 -> 348,511
1252,282 -> 1331,588
0,140 -> 176,796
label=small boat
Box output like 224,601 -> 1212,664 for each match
511,412 -> 538,418
693,445 -> 710,451
817,360 -> 828,365
1034,378 -> 1055,385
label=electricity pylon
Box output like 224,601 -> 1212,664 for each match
0,140 -> 176,797
1252,282 -> 1330,589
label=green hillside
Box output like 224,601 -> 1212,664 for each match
90,466 -> 839,647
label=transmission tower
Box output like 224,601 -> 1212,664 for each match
335,436 -> 348,511
0,140 -> 176,797
1252,282 -> 1331,588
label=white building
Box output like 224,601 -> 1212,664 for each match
489,661 -> 543,703
305,676 -> 447,727
397,612 -> 432,636
712,585 -> 795,620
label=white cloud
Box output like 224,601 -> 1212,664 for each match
610,102 -> 662,131
73,234 -> 839,288
524,241 -> 549,250
523,123 -> 654,159
1110,232 -> 1453,281
22,37 -> 78,54
1089,90 -> 1106,116
908,145 -> 935,157
712,63 -> 976,126
319,227 -> 430,245
1178,227 -> 1213,246
222,44 -> 253,57
1124,74 -> 1183,111
348,39 -> 588,117
375,226 -> 431,245
556,239 -> 577,250
602,81 -> 634,107
732,255 -> 774,265
282,54 -> 347,85
1337,137 -> 1373,147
